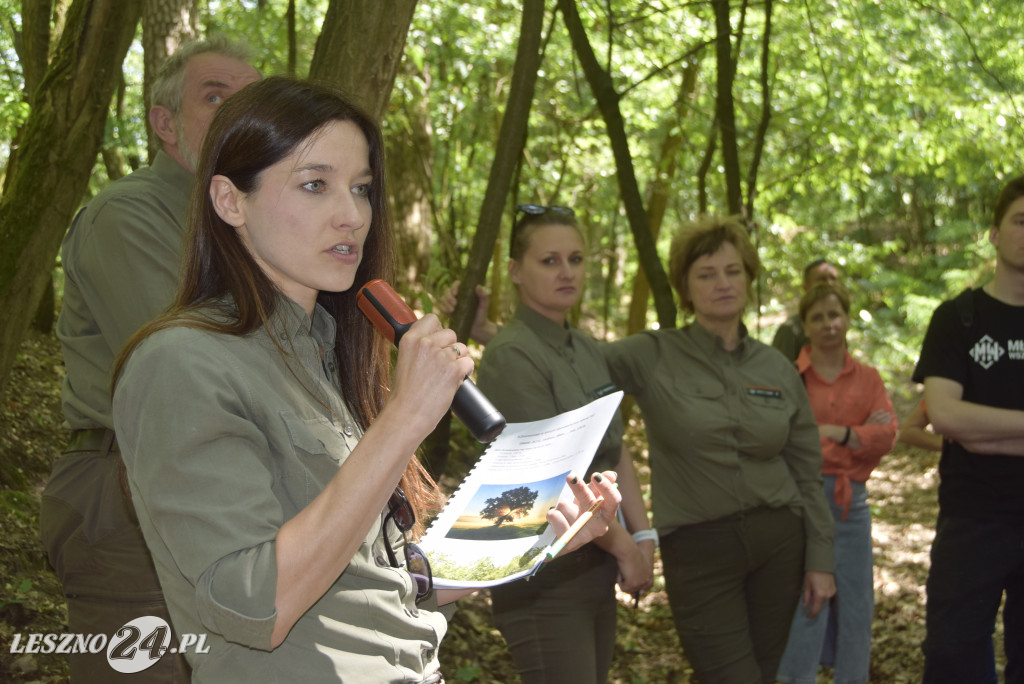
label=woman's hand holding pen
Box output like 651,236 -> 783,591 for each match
545,471 -> 621,558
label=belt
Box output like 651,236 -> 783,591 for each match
65,427 -> 118,454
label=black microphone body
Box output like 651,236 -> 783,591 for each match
357,280 -> 507,443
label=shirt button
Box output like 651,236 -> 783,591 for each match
374,554 -> 388,567
405,606 -> 420,618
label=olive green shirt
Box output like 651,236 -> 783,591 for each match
477,305 -> 622,476
113,295 -> 445,683
771,312 -> 806,363
602,322 -> 834,573
58,151 -> 193,431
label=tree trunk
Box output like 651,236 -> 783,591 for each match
712,0 -> 743,216
744,0 -> 773,223
0,0 -> 142,400
557,0 -> 676,329
309,0 -> 419,124
450,0 -> 546,344
421,0 -> 547,479
286,0 -> 297,77
16,0 -> 57,334
386,79 -> 434,293
17,0 -> 53,98
142,0 -> 201,162
627,59 -> 701,336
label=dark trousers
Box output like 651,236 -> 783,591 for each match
660,506 -> 805,684
490,543 -> 618,683
39,429 -> 190,683
923,513 -> 1024,684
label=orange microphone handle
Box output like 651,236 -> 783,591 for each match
355,279 -> 507,444
356,279 -> 416,345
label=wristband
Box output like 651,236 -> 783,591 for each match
632,529 -> 659,547
839,426 -> 851,446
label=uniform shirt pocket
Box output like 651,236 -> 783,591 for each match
739,388 -> 793,459
279,412 -> 348,507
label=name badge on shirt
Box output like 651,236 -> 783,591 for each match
746,386 -> 782,399
592,382 -> 618,398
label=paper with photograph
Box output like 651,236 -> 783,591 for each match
419,391 -> 623,589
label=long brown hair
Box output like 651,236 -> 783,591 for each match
115,77 -> 438,525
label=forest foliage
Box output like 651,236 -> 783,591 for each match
2,0 -> 1021,406
0,2 -> 1021,681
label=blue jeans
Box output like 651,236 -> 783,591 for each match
777,477 -> 873,684
922,513 -> 1024,684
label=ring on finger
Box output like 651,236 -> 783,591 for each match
451,344 -> 462,358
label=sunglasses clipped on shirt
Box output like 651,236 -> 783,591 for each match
383,487 -> 434,604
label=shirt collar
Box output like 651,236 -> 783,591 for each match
798,347 -> 856,380
514,304 -> 572,348
151,150 -> 194,190
796,345 -> 813,373
271,293 -> 337,349
687,318 -> 750,356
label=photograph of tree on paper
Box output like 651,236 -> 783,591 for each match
445,475 -> 567,541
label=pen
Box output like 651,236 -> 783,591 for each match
542,496 -> 605,562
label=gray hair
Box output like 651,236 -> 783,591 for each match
151,35 -> 256,115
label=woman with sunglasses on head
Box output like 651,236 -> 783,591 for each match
776,283 -> 897,684
601,216 -> 836,684
472,204 -> 655,684
111,78 -> 619,684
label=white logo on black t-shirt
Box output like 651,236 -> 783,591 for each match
969,335 -> 1005,369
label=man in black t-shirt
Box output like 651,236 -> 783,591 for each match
913,175 -> 1024,684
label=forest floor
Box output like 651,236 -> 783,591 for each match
0,326 -> 1006,683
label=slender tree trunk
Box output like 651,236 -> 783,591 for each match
423,0 -> 547,478
142,0 -> 201,162
0,0 -> 143,399
697,116 -> 718,214
309,0 -> 419,124
744,0 -> 773,223
627,60 -> 701,336
557,0 -> 676,329
712,0 -> 743,216
286,0 -> 297,77
17,0 -> 57,333
450,0 -> 546,343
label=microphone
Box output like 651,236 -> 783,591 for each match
356,279 -> 507,443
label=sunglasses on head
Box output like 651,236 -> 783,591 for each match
510,205 -> 577,257
383,487 -> 433,604
514,204 -> 575,218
